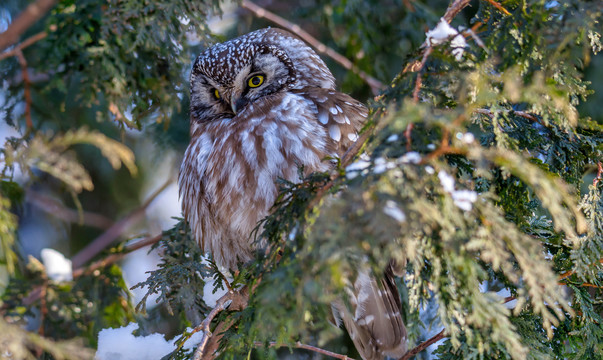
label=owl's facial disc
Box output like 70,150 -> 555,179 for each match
228,52 -> 294,114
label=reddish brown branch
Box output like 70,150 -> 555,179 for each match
241,0 -> 384,95
0,31 -> 47,61
0,0 -> 57,53
412,47 -> 433,103
558,258 -> 603,281
482,0 -> 511,16
28,189 -> 114,229
71,178 -> 173,269
593,161 -> 602,187
475,108 -> 545,127
14,49 -> 33,129
399,295 -> 517,360
256,341 -> 356,360
192,289 -> 249,360
399,329 -> 446,360
442,0 -> 472,23
72,233 -> 162,278
405,123 -> 414,151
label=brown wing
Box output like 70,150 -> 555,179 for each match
332,262 -> 407,360
293,87 -> 368,156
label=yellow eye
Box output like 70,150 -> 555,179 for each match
213,89 -> 220,99
248,75 -> 264,88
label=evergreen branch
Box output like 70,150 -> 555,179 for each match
0,0 -> 57,53
256,341 -> 356,360
475,108 -> 545,126
71,178 -> 173,269
240,0 -> 384,95
481,0 -> 511,16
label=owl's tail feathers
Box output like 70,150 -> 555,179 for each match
331,262 -> 407,360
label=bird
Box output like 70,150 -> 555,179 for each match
179,27 -> 407,360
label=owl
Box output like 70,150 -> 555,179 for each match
179,28 -> 406,360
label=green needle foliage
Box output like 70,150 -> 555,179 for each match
0,0 -> 602,359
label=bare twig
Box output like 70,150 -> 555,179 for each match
240,0 -> 384,95
482,0 -> 512,16
475,108 -> 545,126
412,47 -> 433,103
405,123 -> 414,151
192,294 -> 234,360
0,0 -> 57,53
558,258 -> 603,281
593,161 -> 602,187
399,329 -> 446,360
255,341 -> 356,360
442,0 -> 472,23
72,233 -> 162,278
14,49 -> 33,129
406,0 -> 471,102
18,233 -> 163,308
399,295 -> 517,359
28,190 -> 114,229
0,31 -> 47,61
71,178 -> 174,269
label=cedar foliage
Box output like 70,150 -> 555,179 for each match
0,0 -> 602,359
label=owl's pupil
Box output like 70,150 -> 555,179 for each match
251,77 -> 261,85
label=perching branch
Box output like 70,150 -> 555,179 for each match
192,288 -> 250,360
191,294 -> 234,360
240,0 -> 384,95
255,341 -> 356,360
0,0 -> 57,53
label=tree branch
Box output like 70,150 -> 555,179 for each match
593,161 -> 602,187
255,341 -> 356,360
240,0 -> 384,95
0,0 -> 57,53
71,233 -> 162,278
0,31 -> 47,62
71,178 -> 174,269
28,189 -> 114,229
399,329 -> 446,360
482,0 -> 511,16
14,49 -> 33,129
192,288 -> 249,360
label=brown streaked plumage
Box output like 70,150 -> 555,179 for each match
179,28 -> 406,360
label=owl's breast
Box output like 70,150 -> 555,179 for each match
180,92 -> 334,269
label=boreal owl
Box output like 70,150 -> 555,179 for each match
179,28 -> 406,360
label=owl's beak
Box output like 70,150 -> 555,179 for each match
230,94 -> 238,114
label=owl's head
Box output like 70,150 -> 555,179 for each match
189,28 -> 336,122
